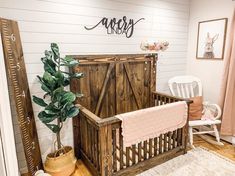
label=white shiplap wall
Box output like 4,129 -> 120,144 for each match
0,0 -> 189,172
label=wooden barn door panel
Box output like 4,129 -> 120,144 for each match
72,65 -> 91,110
115,62 -> 138,115
96,63 -> 115,117
115,61 -> 152,114
72,64 -> 109,115
128,61 -> 152,109
99,64 -> 116,118
71,54 -> 157,118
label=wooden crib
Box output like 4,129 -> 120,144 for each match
70,54 -> 191,176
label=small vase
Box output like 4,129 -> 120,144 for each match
44,146 -> 77,176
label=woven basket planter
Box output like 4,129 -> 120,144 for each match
44,146 -> 77,176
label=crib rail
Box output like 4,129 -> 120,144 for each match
74,91 -> 192,176
152,91 -> 190,105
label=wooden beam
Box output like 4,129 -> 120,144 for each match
95,63 -> 115,115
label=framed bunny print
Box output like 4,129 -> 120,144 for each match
196,18 -> 228,60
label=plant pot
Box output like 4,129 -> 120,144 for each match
44,146 -> 77,176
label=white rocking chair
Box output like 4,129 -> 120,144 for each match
168,75 -> 223,146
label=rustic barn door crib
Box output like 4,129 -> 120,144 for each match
70,54 -> 191,176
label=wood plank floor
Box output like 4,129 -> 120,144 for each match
72,160 -> 92,176
72,135 -> 235,176
193,135 -> 235,161
22,135 -> 235,176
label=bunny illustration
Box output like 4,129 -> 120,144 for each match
203,32 -> 219,59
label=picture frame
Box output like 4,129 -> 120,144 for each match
196,18 -> 228,60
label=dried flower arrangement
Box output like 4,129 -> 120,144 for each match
140,41 -> 169,52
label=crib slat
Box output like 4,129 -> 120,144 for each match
96,129 -> 100,170
163,97 -> 167,104
87,123 -> 89,158
119,130 -> 124,170
112,129 -> 117,172
159,96 -> 162,105
164,134 -> 167,152
173,130 -> 177,148
157,95 -> 160,106
143,141 -> 148,159
182,126 -> 187,152
93,126 -> 96,163
160,96 -> 163,105
80,116 -> 84,151
149,139 -> 153,158
84,117 -> 88,154
177,128 -> 182,146
94,128 -> 98,167
157,95 -> 160,105
138,143 -> 142,162
89,125 -> 92,160
87,123 -> 91,159
132,144 -> 136,165
168,132 -> 172,151
159,95 -> 162,105
92,126 -> 96,165
155,94 -> 159,106
126,147 -> 130,167
91,126 -> 94,162
159,135 -> 163,154
154,137 -> 158,156
90,125 -> 92,159
166,97 -> 169,104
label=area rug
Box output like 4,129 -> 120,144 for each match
138,147 -> 235,176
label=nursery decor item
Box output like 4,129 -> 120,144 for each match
0,18 -> 43,175
35,170 -> 51,176
140,40 -> 169,52
33,43 -> 83,176
84,16 -> 145,38
168,75 -> 223,147
196,18 -> 228,60
138,147 -> 235,176
70,54 -> 192,176
44,146 -> 76,176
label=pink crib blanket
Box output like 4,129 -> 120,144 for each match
116,101 -> 188,147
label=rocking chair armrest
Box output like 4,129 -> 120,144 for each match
202,102 -> 222,120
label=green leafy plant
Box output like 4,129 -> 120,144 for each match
33,43 -> 83,150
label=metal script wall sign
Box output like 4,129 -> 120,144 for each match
84,16 -> 145,38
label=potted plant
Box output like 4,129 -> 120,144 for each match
33,43 -> 83,176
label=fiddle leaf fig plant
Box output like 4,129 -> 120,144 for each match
33,43 -> 83,150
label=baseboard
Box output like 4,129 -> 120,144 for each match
194,126 -> 235,145
221,135 -> 235,144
